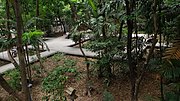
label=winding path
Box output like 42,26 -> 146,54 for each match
0,35 -> 96,74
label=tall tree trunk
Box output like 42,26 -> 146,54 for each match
158,2 -> 164,100
25,44 -> 32,82
102,10 -> 107,39
6,0 -> 10,38
125,0 -> 136,101
6,0 -> 19,67
36,45 -> 43,69
36,0 -> 39,29
2,2 -> 22,98
13,0 -> 31,101
133,0 -> 159,100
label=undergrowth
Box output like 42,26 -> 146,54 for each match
42,53 -> 78,101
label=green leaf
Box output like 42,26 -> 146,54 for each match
88,0 -> 97,17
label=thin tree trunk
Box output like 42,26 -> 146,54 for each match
118,20 -> 124,41
36,45 -> 43,69
135,19 -> 138,62
36,0 -> 39,29
78,34 -> 91,96
158,1 -> 162,61
25,44 -> 32,82
13,0 -> 31,100
158,1 -> 164,101
132,1 -> 159,101
3,2 -> 22,97
36,0 -> 39,17
177,16 -> 180,36
160,75 -> 165,101
6,0 -> 19,67
7,50 -> 19,67
102,10 -> 107,39
6,0 -> 10,38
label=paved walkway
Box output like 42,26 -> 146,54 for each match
0,35 -> 96,74
0,51 -> 10,61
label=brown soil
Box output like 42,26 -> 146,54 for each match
0,55 -> 160,101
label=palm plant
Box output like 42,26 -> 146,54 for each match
158,38 -> 180,101
23,30 -> 49,79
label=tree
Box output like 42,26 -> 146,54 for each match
13,0 -> 31,100
78,32 -> 91,96
124,0 -> 136,100
5,0 -> 19,67
0,0 -> 24,100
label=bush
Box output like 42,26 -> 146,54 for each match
42,66 -> 78,101
5,69 -> 21,91
51,52 -> 65,62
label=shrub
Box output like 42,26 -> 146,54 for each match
5,69 -> 21,91
42,66 -> 78,101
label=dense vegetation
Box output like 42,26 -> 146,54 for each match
0,0 -> 179,101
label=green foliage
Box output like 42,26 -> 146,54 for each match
148,58 -> 162,71
5,69 -> 21,90
0,24 -> 16,50
23,30 -> 49,60
165,90 -> 180,101
22,30 -> 44,51
51,52 -> 65,62
103,90 -> 115,101
88,0 -> 97,17
69,0 -> 129,78
85,36 -> 126,77
42,55 -> 78,101
86,36 -> 126,53
23,30 -> 44,43
24,17 -> 43,30
160,60 -> 180,79
159,59 -> 180,101
70,33 -> 80,43
42,67 -> 68,92
42,66 -> 78,101
64,59 -> 77,67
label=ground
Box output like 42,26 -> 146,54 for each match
0,54 -> 160,101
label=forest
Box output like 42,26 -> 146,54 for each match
0,0 -> 180,101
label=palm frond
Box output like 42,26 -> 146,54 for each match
163,38 -> 180,60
